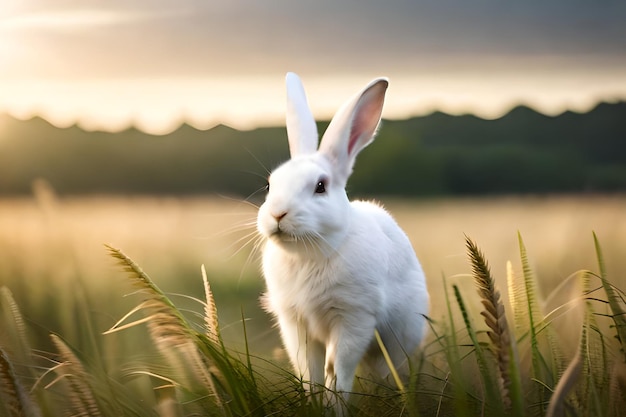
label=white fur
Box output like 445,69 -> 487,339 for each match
257,73 -> 429,400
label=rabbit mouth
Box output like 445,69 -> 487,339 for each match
271,229 -> 296,242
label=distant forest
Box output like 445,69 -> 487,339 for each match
1,102 -> 625,198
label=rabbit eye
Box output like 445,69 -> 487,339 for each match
315,180 -> 326,194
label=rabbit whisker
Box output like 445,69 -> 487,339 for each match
226,228 -> 263,260
244,186 -> 269,205
307,230 -> 340,259
302,233 -> 316,258
236,233 -> 265,284
216,193 -> 261,210
210,219 -> 257,240
242,145 -> 272,177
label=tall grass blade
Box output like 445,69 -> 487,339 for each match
608,361 -> 626,415
547,268 -> 602,417
130,371 -> 182,417
579,269 -> 609,415
239,307 -> 257,389
518,232 -> 564,413
154,385 -> 183,417
518,233 -> 544,371
465,236 -> 523,416
545,344 -> 582,417
441,274 -> 472,417
593,232 -> 626,362
374,329 -> 405,393
506,261 -> 530,341
453,284 -> 501,413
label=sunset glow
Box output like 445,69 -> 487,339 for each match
0,1 -> 625,134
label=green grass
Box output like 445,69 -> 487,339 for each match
1,233 -> 625,416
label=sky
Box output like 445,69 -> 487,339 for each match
0,0 -> 625,134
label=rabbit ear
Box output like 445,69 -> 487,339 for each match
319,77 -> 388,182
285,72 -> 318,157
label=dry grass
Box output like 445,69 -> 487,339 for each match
390,195 -> 626,326
1,191 -> 626,416
465,236 -> 519,412
1,192 -> 625,353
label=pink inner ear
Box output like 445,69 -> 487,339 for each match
348,126 -> 360,156
347,94 -> 383,156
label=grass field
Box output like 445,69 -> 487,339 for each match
1,189 -> 625,415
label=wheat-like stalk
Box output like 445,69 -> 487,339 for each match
103,245 -> 192,345
466,236 -> 521,414
0,347 -> 19,416
201,264 -> 220,345
48,334 -> 101,417
0,288 -> 30,360
1,347 -> 29,417
104,246 -> 225,409
105,245 -> 173,306
0,291 -> 42,417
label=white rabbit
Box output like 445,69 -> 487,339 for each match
257,73 -> 429,402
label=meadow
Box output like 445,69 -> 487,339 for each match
1,187 -> 625,416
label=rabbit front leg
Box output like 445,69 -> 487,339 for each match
326,315 -> 377,395
278,316 -> 325,390
306,338 -> 326,391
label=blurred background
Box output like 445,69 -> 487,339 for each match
1,0 -> 625,358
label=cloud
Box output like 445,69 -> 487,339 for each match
2,1 -> 625,80
0,6 -> 190,33
0,10 -> 135,31
0,0 -> 624,131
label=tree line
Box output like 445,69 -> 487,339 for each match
1,102 -> 625,198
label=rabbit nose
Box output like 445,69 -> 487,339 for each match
273,211 -> 287,222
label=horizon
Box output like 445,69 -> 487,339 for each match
2,98 -> 624,136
